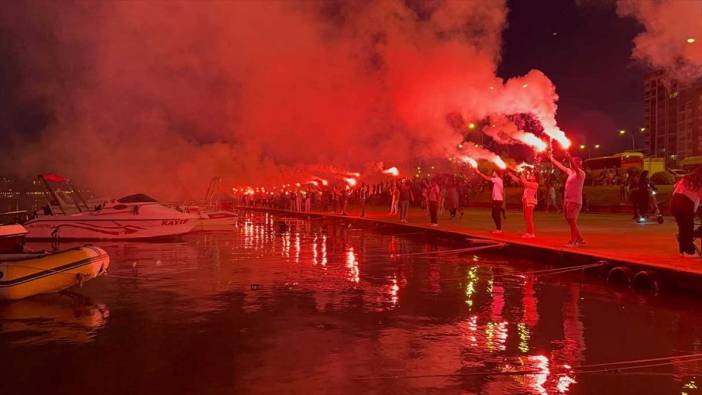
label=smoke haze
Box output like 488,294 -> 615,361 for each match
0,0 -> 572,199
617,0 -> 702,82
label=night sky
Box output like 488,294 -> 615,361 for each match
500,0 -> 645,153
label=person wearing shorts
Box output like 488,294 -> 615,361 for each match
549,152 -> 586,246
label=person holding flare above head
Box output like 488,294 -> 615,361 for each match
548,150 -> 586,247
506,167 -> 539,238
472,165 -> 505,234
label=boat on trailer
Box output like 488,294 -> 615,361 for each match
23,174 -> 198,240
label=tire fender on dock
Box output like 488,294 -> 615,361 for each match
606,266 -> 633,287
632,270 -> 660,295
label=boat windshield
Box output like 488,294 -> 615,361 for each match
117,194 -> 158,203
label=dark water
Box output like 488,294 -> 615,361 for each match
2,211 -> 702,395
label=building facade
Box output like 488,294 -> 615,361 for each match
644,71 -> 702,166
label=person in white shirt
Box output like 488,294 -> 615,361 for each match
671,168 -> 702,257
507,168 -> 539,238
475,167 -> 504,233
549,152 -> 586,246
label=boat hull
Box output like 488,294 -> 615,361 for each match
194,210 -> 238,231
24,217 -> 196,240
0,246 -> 110,300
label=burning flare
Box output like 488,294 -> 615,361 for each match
517,133 -> 547,152
460,156 -> 479,168
382,167 -> 400,176
344,177 -> 357,187
543,127 -> 571,149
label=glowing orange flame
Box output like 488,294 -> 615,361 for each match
493,157 -> 507,169
460,155 -> 478,168
518,133 -> 547,152
382,166 -> 399,176
344,177 -> 357,187
545,127 -> 571,149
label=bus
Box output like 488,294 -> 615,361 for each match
584,152 -> 643,176
584,152 -> 666,177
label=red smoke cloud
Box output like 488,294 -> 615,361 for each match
1,0 -> 570,199
617,0 -> 702,81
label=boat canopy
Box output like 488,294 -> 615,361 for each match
117,194 -> 158,203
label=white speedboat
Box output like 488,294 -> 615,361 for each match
23,175 -> 197,240
25,194 -> 198,240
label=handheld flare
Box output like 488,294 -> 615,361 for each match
382,167 -> 400,176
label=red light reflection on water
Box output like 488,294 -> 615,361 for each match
234,214 -> 589,393
346,247 -> 359,284
321,234 -> 327,267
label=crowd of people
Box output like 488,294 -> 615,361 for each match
237,152 -> 589,247
236,159 -> 702,256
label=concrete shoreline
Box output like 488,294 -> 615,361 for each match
237,205 -> 702,294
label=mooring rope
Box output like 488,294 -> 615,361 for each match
352,352 -> 702,381
501,261 -> 607,279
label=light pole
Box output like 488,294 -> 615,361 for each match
579,144 -> 600,159
619,129 -> 636,151
579,144 -> 590,159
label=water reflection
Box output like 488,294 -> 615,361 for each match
0,293 -> 108,346
2,212 -> 702,394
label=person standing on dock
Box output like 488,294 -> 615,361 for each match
474,167 -> 504,234
545,178 -> 559,212
671,168 -> 702,257
358,183 -> 369,217
427,179 -> 441,226
340,187 -> 349,215
398,179 -> 414,223
389,181 -> 400,215
445,178 -> 459,220
548,152 -> 586,247
507,168 -> 539,238
304,190 -> 311,212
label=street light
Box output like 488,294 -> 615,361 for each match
618,129 -> 636,150
579,144 -> 595,158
